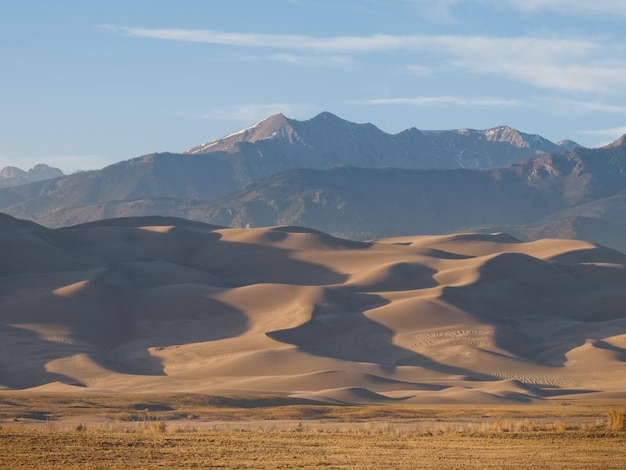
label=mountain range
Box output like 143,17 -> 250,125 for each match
1,112 -> 625,252
0,163 -> 64,188
183,111 -> 577,170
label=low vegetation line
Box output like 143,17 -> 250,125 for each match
1,426 -> 625,469
1,394 -> 624,468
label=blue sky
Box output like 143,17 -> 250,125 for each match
1,0 -> 626,173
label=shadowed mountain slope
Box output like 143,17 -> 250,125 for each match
21,135 -> 626,253
0,112 -> 574,221
145,138 -> 626,243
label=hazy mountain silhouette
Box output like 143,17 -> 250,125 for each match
1,112 -> 624,252
0,164 -> 64,188
0,112 -> 574,220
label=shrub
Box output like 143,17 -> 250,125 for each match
151,421 -> 167,433
607,411 -> 625,431
492,420 -> 511,432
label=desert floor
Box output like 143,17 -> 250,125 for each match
1,393 -> 625,469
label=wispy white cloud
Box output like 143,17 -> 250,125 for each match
549,99 -> 626,114
398,0 -> 626,17
506,0 -> 626,16
117,26 -> 416,51
582,126 -> 626,137
435,35 -> 626,93
581,126 -> 626,147
116,26 -> 594,56
369,95 -> 626,114
453,57 -> 626,94
367,96 -> 521,106
580,103 -> 626,114
111,26 -> 626,94
396,0 -> 461,23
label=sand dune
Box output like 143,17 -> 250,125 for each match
1,213 -> 625,403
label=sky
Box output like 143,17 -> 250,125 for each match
1,0 -> 626,173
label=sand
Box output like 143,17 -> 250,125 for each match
1,213 -> 625,403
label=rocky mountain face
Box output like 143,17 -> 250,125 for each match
185,111 -> 574,171
0,164 -> 64,188
0,112 -> 575,220
24,135 -> 626,253
2,112 -> 625,252
174,139 -> 626,240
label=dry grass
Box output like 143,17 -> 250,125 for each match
607,410 -> 625,431
1,392 -> 622,422
152,420 -> 167,433
1,393 -> 625,468
1,426 -> 625,469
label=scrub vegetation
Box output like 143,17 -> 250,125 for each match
1,394 -> 625,469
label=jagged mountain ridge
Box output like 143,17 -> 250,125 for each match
184,139 -> 626,240
185,111 -> 576,170
0,112 -> 580,221
29,137 -> 626,254
0,164 -> 64,188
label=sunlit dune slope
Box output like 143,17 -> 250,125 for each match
1,213 -> 625,403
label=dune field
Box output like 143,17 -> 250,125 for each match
1,213 -> 626,404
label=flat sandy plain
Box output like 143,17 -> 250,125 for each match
1,214 -> 626,467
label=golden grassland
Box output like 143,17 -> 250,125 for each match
1,393 -> 625,469
2,427 -> 626,469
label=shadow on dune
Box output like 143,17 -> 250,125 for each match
439,251 -> 626,367
346,262 -> 438,292
0,325 -> 89,389
57,224 -> 348,287
0,265 -> 251,380
115,291 -> 251,376
267,288 -> 497,379
592,339 -> 626,361
1,219 -> 352,385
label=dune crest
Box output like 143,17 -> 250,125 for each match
1,216 -> 625,403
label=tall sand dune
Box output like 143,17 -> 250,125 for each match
1,213 -> 625,403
